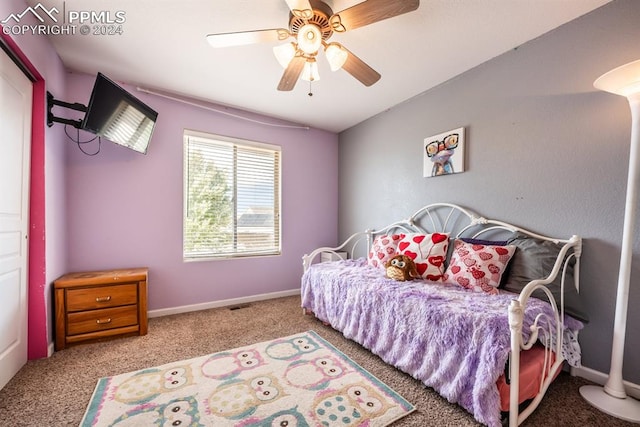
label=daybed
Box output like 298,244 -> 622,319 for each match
301,203 -> 587,427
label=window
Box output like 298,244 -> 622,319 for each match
183,130 -> 281,259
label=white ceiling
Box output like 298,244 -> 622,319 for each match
28,0 -> 611,133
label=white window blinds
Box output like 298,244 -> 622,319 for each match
183,131 -> 281,259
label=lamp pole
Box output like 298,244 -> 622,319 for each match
580,60 -> 640,423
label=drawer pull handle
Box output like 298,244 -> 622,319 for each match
96,318 -> 112,325
95,296 -> 112,303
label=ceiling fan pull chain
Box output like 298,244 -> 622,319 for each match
308,80 -> 313,97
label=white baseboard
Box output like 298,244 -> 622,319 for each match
574,366 -> 640,399
147,289 -> 301,318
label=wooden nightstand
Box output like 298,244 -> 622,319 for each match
54,267 -> 148,351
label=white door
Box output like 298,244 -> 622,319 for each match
0,48 -> 32,390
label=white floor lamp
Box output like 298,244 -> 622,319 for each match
579,59 -> 640,423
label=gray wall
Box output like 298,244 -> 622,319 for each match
338,0 -> 640,384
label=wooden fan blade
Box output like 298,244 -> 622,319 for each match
330,0 -> 419,32
284,0 -> 313,19
206,28 -> 290,48
341,48 -> 381,87
278,55 -> 306,91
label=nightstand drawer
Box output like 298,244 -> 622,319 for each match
67,305 -> 139,336
66,283 -> 137,312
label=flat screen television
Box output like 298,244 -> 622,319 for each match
81,73 -> 158,154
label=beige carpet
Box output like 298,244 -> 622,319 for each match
0,295 -> 635,426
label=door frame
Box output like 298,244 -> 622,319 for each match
0,31 -> 48,359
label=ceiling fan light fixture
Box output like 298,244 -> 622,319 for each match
301,59 -> 320,82
325,43 -> 348,71
297,23 -> 322,54
207,0 -> 422,92
273,42 -> 296,68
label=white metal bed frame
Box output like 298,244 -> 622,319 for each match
302,203 -> 582,426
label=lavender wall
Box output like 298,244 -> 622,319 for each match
338,0 -> 640,384
64,73 -> 338,311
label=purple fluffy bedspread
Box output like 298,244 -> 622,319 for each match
301,258 -> 583,427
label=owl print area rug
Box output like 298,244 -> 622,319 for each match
80,330 -> 415,426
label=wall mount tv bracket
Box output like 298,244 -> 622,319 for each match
46,91 -> 87,129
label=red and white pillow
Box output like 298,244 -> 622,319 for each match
367,234 -> 404,269
396,233 -> 450,281
443,239 -> 516,294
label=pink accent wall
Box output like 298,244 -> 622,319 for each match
65,73 -> 339,310
28,80 -> 47,358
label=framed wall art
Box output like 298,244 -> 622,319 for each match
423,127 -> 465,178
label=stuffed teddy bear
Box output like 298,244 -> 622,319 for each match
384,254 -> 419,281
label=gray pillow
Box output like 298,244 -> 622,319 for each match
503,233 -> 589,323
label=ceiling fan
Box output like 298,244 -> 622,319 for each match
206,0 -> 420,91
